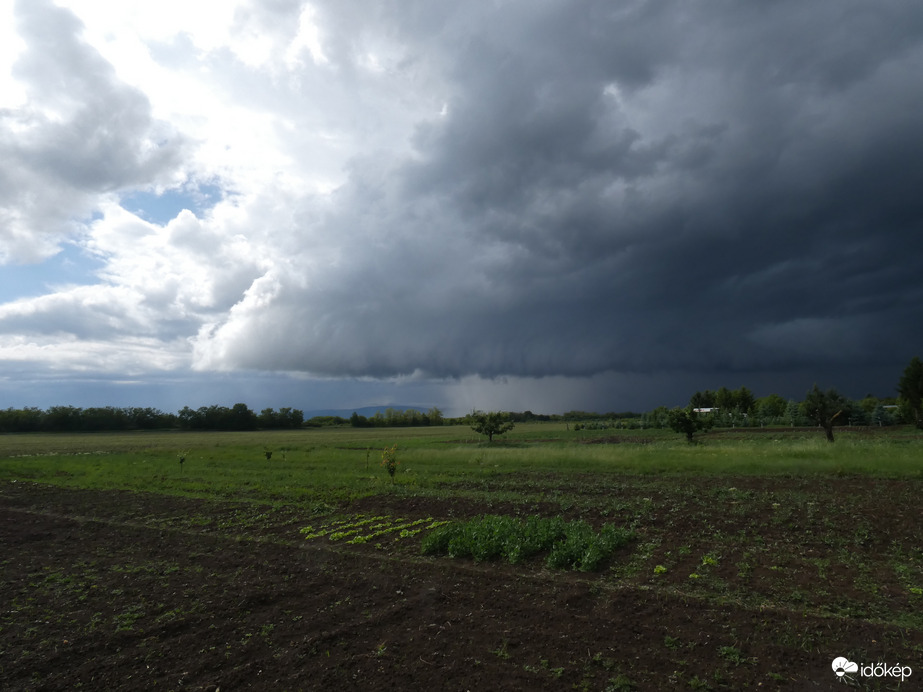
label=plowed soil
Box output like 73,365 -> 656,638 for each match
1,481 -> 919,691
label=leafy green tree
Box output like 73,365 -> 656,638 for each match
714,386 -> 734,412
858,394 -> 880,416
0,407 -> 43,433
756,394 -> 787,421
468,410 -> 515,443
843,399 -> 868,426
258,407 -> 302,429
281,407 -> 304,428
735,386 -> 756,416
177,406 -> 200,429
426,407 -> 444,426
226,403 -> 257,430
645,406 -> 670,429
128,407 -> 173,429
667,406 -> 712,443
259,408 -> 279,428
200,405 -> 228,429
44,406 -> 82,432
304,415 -> 348,427
800,385 -> 847,442
349,411 -> 370,427
898,356 -> 923,429
689,390 -> 716,408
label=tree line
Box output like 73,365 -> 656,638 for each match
0,404 -> 446,433
1,357 -> 919,435
662,356 -> 923,442
0,404 -> 306,434
346,407 -> 444,428
346,408 -> 640,428
0,406 -> 177,433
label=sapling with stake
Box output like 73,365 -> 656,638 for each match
381,445 -> 398,482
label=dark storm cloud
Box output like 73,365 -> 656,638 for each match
189,0 -> 923,387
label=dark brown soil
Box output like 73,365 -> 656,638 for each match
1,481 -> 919,691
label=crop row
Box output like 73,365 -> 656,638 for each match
421,515 -> 637,571
300,514 -> 450,545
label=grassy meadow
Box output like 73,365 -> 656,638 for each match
0,423 -> 921,506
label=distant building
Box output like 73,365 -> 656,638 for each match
693,408 -> 719,414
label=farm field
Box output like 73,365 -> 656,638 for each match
1,424 -> 921,690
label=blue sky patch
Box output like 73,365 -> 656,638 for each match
120,183 -> 224,225
1,243 -> 106,303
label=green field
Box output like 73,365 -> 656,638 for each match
1,423 -> 921,504
1,424 -> 921,689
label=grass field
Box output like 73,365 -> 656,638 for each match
1,423 -> 921,689
1,423 -> 921,502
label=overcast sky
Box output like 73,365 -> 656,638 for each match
1,0 -> 922,416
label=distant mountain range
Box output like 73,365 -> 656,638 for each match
302,405 -> 432,419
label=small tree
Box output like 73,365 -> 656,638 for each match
381,444 -> 398,481
898,356 -> 923,430
801,385 -> 847,442
667,406 -> 711,443
785,399 -> 802,427
468,410 -> 515,443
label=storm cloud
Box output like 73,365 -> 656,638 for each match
2,0 -> 922,411
192,2 -> 923,376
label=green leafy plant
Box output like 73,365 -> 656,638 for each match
663,635 -> 681,649
491,639 -> 511,659
420,515 -> 635,571
381,444 -> 398,481
719,645 -> 753,666
701,554 -> 719,567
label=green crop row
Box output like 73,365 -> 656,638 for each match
421,515 -> 636,571
300,514 -> 451,544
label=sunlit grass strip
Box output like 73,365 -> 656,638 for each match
420,515 -> 636,571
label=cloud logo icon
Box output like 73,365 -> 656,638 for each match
832,657 -> 859,677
